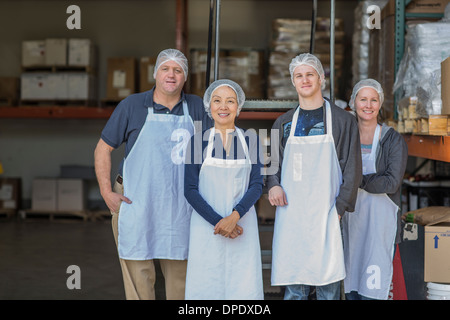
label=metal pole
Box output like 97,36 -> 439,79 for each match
205,0 -> 214,87
214,0 -> 221,81
310,0 -> 317,54
330,0 -> 335,102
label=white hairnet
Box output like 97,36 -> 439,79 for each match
203,79 -> 246,119
153,49 -> 188,80
289,53 -> 326,90
349,78 -> 384,110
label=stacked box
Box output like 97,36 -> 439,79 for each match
31,178 -> 86,212
20,39 -> 97,102
32,179 -> 57,211
57,179 -> 86,212
139,56 -> 157,92
394,21 -> 450,116
22,41 -> 45,67
0,178 -> 21,211
190,48 -> 265,99
0,77 -> 20,105
20,73 -> 96,101
268,18 -> 345,100
67,73 -> 96,100
106,57 -> 137,100
190,49 -> 226,97
68,38 -> 95,67
45,38 -> 67,66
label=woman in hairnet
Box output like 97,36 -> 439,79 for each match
341,79 -> 408,300
184,79 -> 264,300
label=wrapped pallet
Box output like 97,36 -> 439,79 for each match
190,48 -> 265,99
394,18 -> 450,115
267,17 -> 345,100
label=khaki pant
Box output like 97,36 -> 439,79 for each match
111,177 -> 187,300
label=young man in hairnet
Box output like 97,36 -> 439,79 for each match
268,53 -> 362,300
94,49 -> 213,300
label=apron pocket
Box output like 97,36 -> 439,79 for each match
293,152 -> 303,182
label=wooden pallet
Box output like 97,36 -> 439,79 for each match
21,65 -> 95,74
18,209 -> 90,221
19,99 -> 98,107
0,98 -> 18,106
0,209 -> 17,219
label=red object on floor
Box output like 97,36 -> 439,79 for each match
389,244 -> 408,300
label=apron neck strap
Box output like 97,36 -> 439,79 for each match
206,127 -> 249,160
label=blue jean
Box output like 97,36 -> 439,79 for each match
284,281 -> 341,300
345,291 -> 375,300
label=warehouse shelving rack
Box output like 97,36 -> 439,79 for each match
1,0 -> 448,163
392,0 -> 448,163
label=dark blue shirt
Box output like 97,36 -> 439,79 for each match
184,128 -> 264,226
101,88 -> 214,175
282,106 -> 324,146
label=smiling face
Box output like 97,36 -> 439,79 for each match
154,60 -> 185,96
354,87 -> 381,123
210,85 -> 238,130
292,65 -> 322,99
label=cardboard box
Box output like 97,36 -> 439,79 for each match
106,57 -> 136,100
68,39 -> 95,67
0,77 -> 20,104
0,178 -> 21,210
227,49 -> 265,99
190,49 -> 227,97
67,73 -> 96,100
139,56 -> 156,92
22,41 -> 45,67
21,73 -> 70,100
424,221 -> 450,283
442,57 -> 450,115
428,115 -> 449,135
48,74 -> 69,99
57,179 -> 86,211
32,179 -> 57,211
382,0 -> 449,19
407,0 -> 450,13
45,38 -> 67,66
21,73 -> 51,100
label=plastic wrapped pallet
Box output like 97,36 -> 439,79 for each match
268,17 -> 344,100
189,48 -> 265,99
394,17 -> 450,115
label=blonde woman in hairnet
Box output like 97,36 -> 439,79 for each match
267,53 -> 362,300
341,79 -> 408,300
184,79 -> 264,300
94,49 -> 213,300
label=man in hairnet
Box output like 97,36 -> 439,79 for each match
94,49 -> 213,300
268,53 -> 362,300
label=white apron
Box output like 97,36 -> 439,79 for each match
342,125 -> 398,300
118,101 -> 194,260
185,127 -> 264,300
271,101 -> 345,286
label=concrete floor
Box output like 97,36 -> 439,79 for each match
0,214 -> 281,300
1,213 -> 432,301
0,216 -> 129,299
